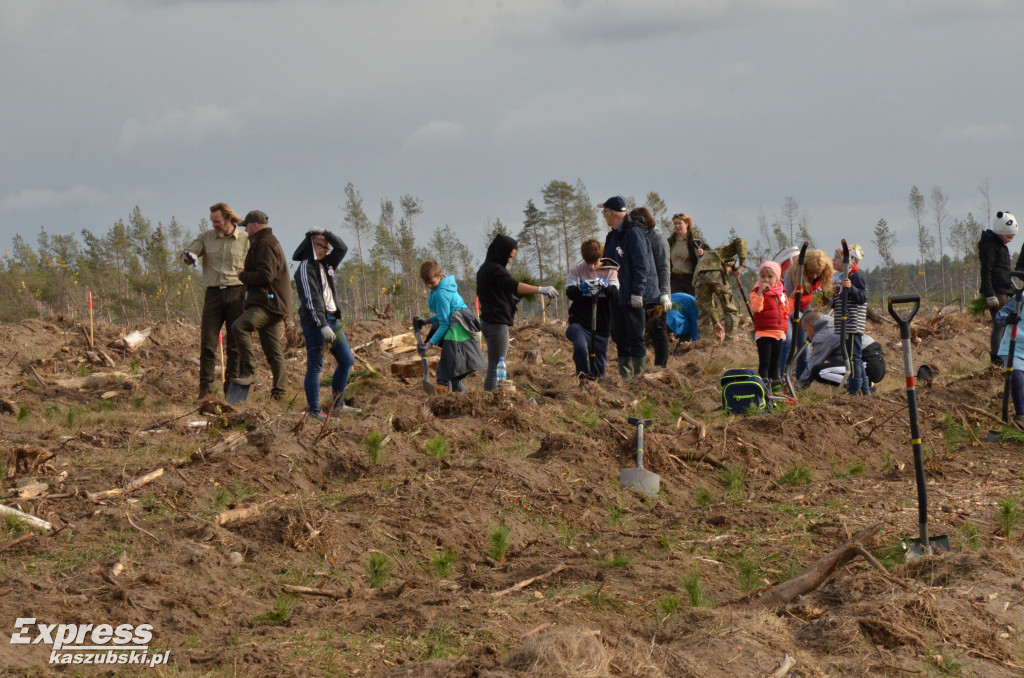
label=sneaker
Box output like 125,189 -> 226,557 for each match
334,404 -> 361,414
308,411 -> 327,422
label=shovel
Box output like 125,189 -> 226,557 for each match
412,324 -> 437,396
620,417 -> 660,498
225,378 -> 251,405
888,294 -> 949,558
837,239 -> 851,391
987,272 -> 1024,441
783,242 -> 809,399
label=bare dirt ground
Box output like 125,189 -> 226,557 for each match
1,308 -> 1023,677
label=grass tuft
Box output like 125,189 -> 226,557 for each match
423,436 -> 451,460
365,552 -> 394,589
430,547 -> 457,577
780,463 -> 813,486
998,497 -> 1022,540
682,570 -> 713,608
362,431 -> 387,465
487,524 -> 512,563
252,593 -> 298,625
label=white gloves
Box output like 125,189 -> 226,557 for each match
538,286 -> 560,298
182,250 -> 197,266
660,294 -> 672,311
321,325 -> 336,344
987,296 -> 1000,309
630,295 -> 644,309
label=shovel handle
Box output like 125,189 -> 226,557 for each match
887,294 -> 920,340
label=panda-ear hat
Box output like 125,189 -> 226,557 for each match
994,211 -> 1019,236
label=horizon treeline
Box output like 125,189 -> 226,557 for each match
0,180 -> 1004,325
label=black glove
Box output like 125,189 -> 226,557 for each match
1007,311 -> 1021,327
413,316 -> 428,331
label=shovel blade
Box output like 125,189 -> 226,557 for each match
422,379 -> 436,395
987,429 -> 1001,443
225,382 -> 250,406
904,535 -> 951,561
619,467 -> 660,498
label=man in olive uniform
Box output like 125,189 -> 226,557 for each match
231,210 -> 291,399
694,236 -> 747,341
183,202 -> 249,400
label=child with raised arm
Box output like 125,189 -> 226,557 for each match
415,259 -> 486,392
748,261 -> 791,390
565,239 -> 620,379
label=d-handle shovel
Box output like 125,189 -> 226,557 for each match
888,294 -> 949,559
619,417 -> 660,498
412,325 -> 437,396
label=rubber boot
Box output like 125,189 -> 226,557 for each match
618,357 -> 634,380
632,355 -> 647,378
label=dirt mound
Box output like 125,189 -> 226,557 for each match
3,309 -> 1024,676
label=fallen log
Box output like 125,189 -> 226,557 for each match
216,504 -> 261,526
87,468 -> 164,502
0,504 -> 52,532
282,584 -> 346,599
51,371 -> 140,392
108,328 -> 151,353
755,523 -> 883,609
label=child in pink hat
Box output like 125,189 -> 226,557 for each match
749,260 -> 792,390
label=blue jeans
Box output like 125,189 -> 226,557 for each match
302,318 -> 354,414
566,323 -> 609,379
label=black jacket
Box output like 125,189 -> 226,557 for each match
475,235 -> 521,326
979,229 -> 1014,298
603,215 -> 659,306
239,227 -> 291,317
667,229 -> 706,274
292,230 -> 348,329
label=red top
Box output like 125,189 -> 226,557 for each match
750,282 -> 792,338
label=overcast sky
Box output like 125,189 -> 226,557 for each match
2,0 -> 1023,268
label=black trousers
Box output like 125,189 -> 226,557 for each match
756,336 -> 782,381
610,304 -> 647,359
646,304 -> 669,367
199,286 -> 244,396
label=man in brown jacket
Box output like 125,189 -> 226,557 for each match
231,210 -> 291,399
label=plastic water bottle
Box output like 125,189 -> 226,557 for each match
496,357 -> 507,383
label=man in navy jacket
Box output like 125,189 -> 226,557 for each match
601,196 -> 658,379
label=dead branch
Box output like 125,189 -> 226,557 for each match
771,655 -> 797,678
667,452 -> 728,470
755,524 -> 881,609
0,533 -> 36,554
964,404 -> 1021,431
215,504 -> 261,526
87,467 -> 164,502
0,504 -> 53,532
282,584 -> 346,599
492,563 -> 566,598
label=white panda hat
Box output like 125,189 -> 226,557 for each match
994,211 -> 1018,236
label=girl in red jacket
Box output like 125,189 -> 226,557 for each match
750,261 -> 792,388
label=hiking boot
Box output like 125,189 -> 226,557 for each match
308,411 -> 327,422
1014,414 -> 1024,428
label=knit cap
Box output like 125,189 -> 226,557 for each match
759,260 -> 782,278
849,244 -> 865,262
994,211 -> 1018,236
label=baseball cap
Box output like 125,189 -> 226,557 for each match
240,210 -> 269,226
598,196 -> 627,212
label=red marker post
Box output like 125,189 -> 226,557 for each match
88,291 -> 94,347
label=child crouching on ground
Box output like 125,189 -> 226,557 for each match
749,261 -> 791,390
995,298 -> 1024,427
415,260 -> 486,392
565,239 -> 620,379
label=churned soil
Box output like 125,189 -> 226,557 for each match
1,306 -> 1023,677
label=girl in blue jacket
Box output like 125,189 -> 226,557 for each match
416,260 -> 486,392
